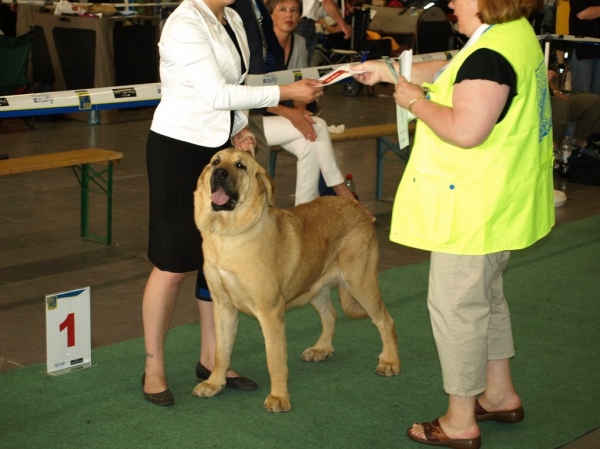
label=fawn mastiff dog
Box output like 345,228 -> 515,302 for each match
193,149 -> 400,412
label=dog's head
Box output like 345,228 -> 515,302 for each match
194,149 -> 275,235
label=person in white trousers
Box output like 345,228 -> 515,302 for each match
264,0 -> 369,211
263,113 -> 350,205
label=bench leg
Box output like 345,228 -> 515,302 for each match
268,150 -> 279,178
73,162 -> 114,245
376,137 -> 411,201
376,137 -> 386,201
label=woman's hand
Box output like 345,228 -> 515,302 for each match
553,90 -> 569,100
280,79 -> 324,104
352,61 -> 394,85
284,108 -> 317,141
394,75 -> 426,110
231,128 -> 257,154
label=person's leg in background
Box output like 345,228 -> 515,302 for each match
263,115 -> 359,205
569,92 -> 600,140
310,116 -> 356,200
263,114 -> 321,204
570,50 -> 597,94
248,110 -> 270,169
550,95 -> 571,145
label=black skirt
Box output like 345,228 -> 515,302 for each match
146,130 -> 229,273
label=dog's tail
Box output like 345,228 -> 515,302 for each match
338,285 -> 368,319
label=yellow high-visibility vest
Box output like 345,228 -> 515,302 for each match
390,18 -> 555,255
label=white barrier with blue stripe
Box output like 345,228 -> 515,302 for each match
2,35 -> 597,121
0,84 -> 162,119
0,52 -> 459,120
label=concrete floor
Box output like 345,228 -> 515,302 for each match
1,82 -> 600,375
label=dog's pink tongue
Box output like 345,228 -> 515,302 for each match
211,187 -> 230,205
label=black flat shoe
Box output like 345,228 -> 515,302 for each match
141,373 -> 174,406
195,362 -> 259,391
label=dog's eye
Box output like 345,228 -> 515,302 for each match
212,158 -> 220,166
236,162 -> 247,170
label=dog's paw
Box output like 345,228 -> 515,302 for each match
263,394 -> 291,413
301,345 -> 334,362
375,359 -> 401,377
192,380 -> 224,398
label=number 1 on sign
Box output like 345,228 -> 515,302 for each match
59,312 -> 75,347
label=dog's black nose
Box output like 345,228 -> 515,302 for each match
213,168 -> 229,181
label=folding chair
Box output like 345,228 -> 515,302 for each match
415,6 -> 453,55
0,31 -> 34,129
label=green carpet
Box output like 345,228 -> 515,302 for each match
2,216 -> 600,449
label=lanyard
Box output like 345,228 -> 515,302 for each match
382,56 -> 411,148
382,56 -> 398,83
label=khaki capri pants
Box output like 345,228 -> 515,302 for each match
428,251 -> 514,397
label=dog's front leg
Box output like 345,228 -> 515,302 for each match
192,299 -> 239,398
256,303 -> 290,412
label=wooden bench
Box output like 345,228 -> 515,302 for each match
0,149 -> 124,245
268,122 -> 415,200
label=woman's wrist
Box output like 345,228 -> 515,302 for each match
407,96 -> 426,115
279,84 -> 287,100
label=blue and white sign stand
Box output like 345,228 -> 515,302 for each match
45,287 -> 93,375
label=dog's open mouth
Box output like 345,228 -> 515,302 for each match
211,186 -> 238,211
210,168 -> 239,211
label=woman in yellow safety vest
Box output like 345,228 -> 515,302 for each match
352,0 -> 554,447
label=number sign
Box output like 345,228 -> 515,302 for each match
46,287 -> 92,375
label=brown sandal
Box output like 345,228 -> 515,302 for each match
475,400 -> 524,423
406,418 -> 481,449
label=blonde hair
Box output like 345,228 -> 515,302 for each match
478,0 -> 542,24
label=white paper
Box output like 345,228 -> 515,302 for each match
396,50 -> 413,149
318,65 -> 364,86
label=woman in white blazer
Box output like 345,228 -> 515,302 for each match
142,0 -> 323,406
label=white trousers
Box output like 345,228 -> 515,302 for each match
263,115 -> 345,205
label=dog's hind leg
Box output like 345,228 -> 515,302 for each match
255,301 -> 291,412
192,299 -> 239,398
301,287 -> 337,363
341,274 -> 401,377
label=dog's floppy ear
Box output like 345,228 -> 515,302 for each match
256,169 -> 276,207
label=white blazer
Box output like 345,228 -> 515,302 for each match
151,0 -> 280,147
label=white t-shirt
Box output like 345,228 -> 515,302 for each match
302,0 -> 324,21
